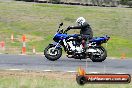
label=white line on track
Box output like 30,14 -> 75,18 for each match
6,69 -> 22,71
43,70 -> 52,72
67,71 -> 77,73
3,69 -> 128,74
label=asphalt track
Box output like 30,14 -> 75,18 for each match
0,54 -> 132,74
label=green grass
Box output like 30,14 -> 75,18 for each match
0,1 -> 132,57
0,75 -> 132,88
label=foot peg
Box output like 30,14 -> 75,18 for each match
67,55 -> 73,58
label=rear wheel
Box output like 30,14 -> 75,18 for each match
90,46 -> 107,62
44,45 -> 62,61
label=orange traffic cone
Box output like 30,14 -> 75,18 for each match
11,33 -> 14,42
121,53 -> 126,59
22,47 -> 26,54
0,41 -> 5,50
32,46 -> 36,54
21,34 -> 26,54
22,42 -> 26,54
22,34 -> 26,42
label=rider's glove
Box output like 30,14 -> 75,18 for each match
67,26 -> 72,30
64,26 -> 71,33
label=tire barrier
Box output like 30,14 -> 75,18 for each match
35,0 -> 119,7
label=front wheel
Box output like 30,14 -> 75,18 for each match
90,46 -> 107,62
44,45 -> 62,61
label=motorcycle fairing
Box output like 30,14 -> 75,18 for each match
89,36 -> 110,44
54,33 -> 69,40
49,42 -> 62,49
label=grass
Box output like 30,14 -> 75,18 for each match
0,76 -> 131,88
0,1 -> 132,57
0,72 -> 132,88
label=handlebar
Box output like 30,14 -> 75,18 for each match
57,23 -> 71,34
57,29 -> 68,34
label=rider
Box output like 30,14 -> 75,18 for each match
65,17 -> 93,48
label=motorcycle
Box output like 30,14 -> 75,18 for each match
44,23 -> 110,62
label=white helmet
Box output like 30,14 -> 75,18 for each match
76,17 -> 86,26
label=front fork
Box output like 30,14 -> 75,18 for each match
54,40 -> 61,49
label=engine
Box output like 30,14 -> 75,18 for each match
66,37 -> 83,53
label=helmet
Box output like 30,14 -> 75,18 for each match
76,17 -> 86,26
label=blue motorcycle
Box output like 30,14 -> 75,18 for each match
44,23 -> 110,62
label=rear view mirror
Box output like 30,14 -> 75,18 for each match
60,22 -> 63,26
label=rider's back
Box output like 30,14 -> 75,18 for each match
80,22 -> 93,39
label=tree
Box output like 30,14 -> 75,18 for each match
127,1 -> 132,7
120,0 -> 132,7
120,0 -> 129,5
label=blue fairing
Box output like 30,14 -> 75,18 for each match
54,33 -> 68,40
89,36 -> 109,44
50,42 -> 61,48
69,34 -> 80,38
54,33 -> 78,40
90,37 -> 105,42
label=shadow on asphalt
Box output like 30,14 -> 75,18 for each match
45,57 -> 107,63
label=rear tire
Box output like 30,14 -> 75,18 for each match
44,45 -> 62,61
90,46 -> 107,62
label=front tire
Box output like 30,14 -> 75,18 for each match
90,46 -> 107,62
44,45 -> 62,61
